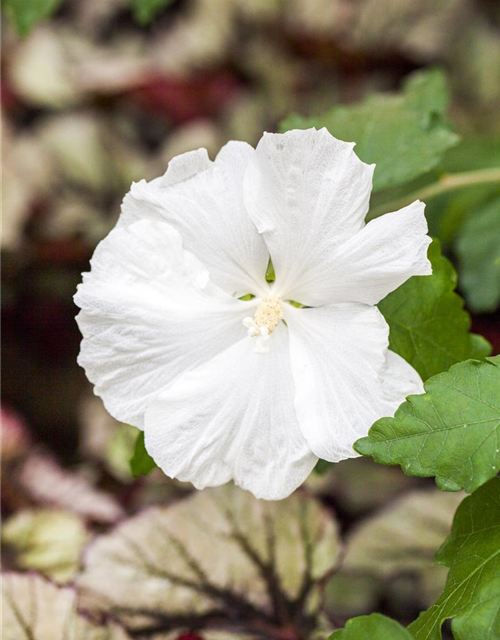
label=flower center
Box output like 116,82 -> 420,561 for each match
253,296 -> 284,332
243,296 -> 284,354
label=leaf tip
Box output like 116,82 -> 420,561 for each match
353,437 -> 373,456
129,431 -> 157,477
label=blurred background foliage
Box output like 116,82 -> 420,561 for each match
1,0 -> 500,639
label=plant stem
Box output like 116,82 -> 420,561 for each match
367,167 -> 500,220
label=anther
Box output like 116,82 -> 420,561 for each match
243,297 -> 283,354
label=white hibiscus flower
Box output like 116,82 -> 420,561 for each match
75,128 -> 431,500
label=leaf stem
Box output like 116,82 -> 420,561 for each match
368,167 -> 500,220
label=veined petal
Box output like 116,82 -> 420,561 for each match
243,128 -> 374,300
291,200 -> 432,306
286,303 -> 409,462
144,331 -> 317,500
75,218 -> 254,429
120,142 -> 269,297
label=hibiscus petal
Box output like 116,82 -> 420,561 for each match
144,330 -> 317,500
75,218 -> 254,428
381,349 -> 424,404
286,303 -> 419,462
243,128 -> 374,301
120,142 -> 269,296
290,200 -> 432,306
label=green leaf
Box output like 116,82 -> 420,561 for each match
456,196 -> 500,313
356,356 -> 500,493
403,67 -> 450,115
129,431 -> 157,477
313,459 -> 332,475
329,613 -> 413,639
426,135 -> 500,247
378,239 -> 491,382
3,0 -> 66,37
470,333 -> 494,361
105,423 -> 141,482
128,0 -> 175,25
280,68 -> 459,192
409,477 -> 500,640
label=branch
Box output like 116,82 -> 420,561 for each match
367,167 -> 500,220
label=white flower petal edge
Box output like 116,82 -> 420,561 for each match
75,218 -> 255,428
144,330 -> 318,500
285,303 -> 422,462
283,200 -> 432,306
119,141 -> 269,297
381,349 -> 424,403
160,147 -> 212,186
243,127 -> 375,305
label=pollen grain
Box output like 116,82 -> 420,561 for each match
253,297 -> 284,334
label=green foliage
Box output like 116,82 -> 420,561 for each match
402,68 -> 450,116
456,197 -> 500,313
426,135 -> 500,247
314,459 -> 332,475
3,0 -> 66,37
280,69 -> 459,192
105,423 -> 141,481
409,477 -> 500,640
329,613 -> 413,639
128,0 -> 175,25
129,431 -> 157,477
356,356 -> 500,493
378,239 -> 491,382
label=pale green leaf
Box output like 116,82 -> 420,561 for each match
280,69 -> 459,192
344,0 -> 466,62
356,356 -> 500,493
456,196 -> 500,313
343,489 -> 463,578
2,573 -> 131,640
378,239 -> 491,382
3,0 -> 66,37
105,423 -> 139,481
409,477 -> 500,640
327,489 -> 463,617
1,508 -> 88,583
325,573 -> 380,621
329,613 -> 413,639
77,485 -> 340,633
307,457 -> 416,515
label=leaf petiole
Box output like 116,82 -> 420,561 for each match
368,167 -> 500,220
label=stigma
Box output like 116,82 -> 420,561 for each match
243,297 -> 284,354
